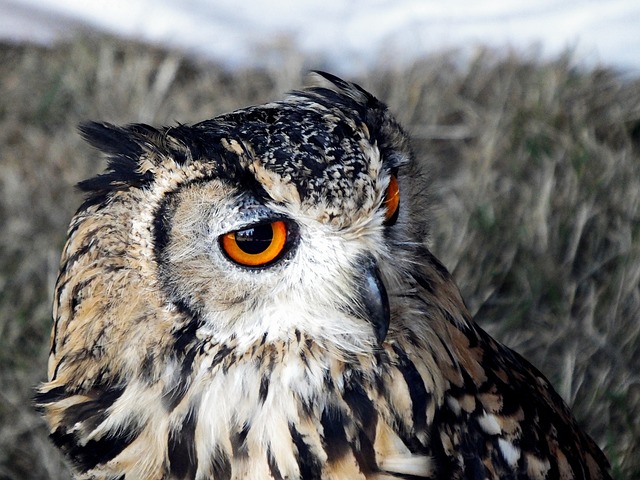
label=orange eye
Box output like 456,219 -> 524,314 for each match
220,220 -> 288,267
384,174 -> 400,225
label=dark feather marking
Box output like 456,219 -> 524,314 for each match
259,375 -> 270,403
51,420 -> 142,472
50,289 -> 66,354
154,194 -> 207,347
140,350 -> 155,384
342,373 -> 375,428
267,447 -> 284,480
60,386 -> 126,432
33,386 -> 71,411
168,407 -> 199,479
430,405 -> 465,477
455,409 -> 492,480
70,277 -> 96,313
49,354 -> 66,382
58,242 -> 91,279
420,248 -> 451,280
413,271 -> 436,295
171,308 -> 201,355
44,387 -> 136,470
299,349 -> 309,369
342,375 -> 379,472
392,344 -> 430,434
162,347 -> 197,411
300,397 -> 315,418
383,394 -> 427,455
209,446 -> 232,480
373,351 -> 390,396
320,406 -> 350,462
153,192 -> 176,269
211,344 -> 234,370
289,424 -> 322,480
351,429 -> 378,475
323,368 -> 335,392
231,423 -> 250,458
259,346 -> 277,402
440,338 -> 462,372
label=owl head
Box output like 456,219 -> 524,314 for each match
47,72 -> 432,391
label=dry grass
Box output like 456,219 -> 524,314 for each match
0,37 -> 638,479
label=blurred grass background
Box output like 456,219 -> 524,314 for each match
0,37 -> 639,479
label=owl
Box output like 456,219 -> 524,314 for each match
35,71 -> 611,479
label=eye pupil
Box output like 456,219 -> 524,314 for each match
235,224 -> 274,255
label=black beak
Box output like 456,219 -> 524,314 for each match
355,258 -> 390,344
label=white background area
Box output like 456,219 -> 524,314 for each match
1,0 -> 639,76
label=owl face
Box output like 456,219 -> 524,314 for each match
74,72 -> 417,364
154,168 -> 391,352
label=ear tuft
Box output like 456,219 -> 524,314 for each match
77,122 -> 158,205
305,70 -> 375,106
